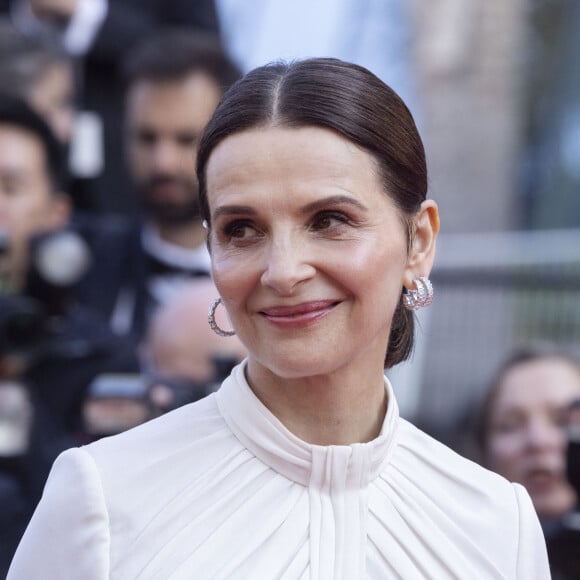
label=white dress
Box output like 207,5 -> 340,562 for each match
8,362 -> 550,579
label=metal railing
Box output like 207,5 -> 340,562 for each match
388,229 -> 580,441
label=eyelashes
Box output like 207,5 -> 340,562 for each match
221,219 -> 261,240
215,208 -> 358,247
309,210 -> 352,231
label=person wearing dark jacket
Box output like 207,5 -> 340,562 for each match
77,30 -> 240,341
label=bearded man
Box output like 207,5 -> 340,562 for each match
78,30 -> 240,340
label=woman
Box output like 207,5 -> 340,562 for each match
477,344 -> 580,524
9,59 -> 549,579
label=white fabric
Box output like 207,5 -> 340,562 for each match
8,362 -> 550,579
62,0 -> 108,56
141,223 -> 211,274
141,222 -> 212,306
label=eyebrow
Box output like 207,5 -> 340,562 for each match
212,195 -> 367,220
300,195 -> 367,214
212,205 -> 258,220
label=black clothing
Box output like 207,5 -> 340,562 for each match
76,215 -> 210,342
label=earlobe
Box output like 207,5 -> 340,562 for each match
403,199 -> 440,287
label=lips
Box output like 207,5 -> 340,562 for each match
259,300 -> 340,326
523,466 -> 565,492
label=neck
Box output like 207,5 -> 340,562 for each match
154,220 -> 206,249
246,359 -> 388,446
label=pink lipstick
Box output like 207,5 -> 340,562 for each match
259,300 -> 339,328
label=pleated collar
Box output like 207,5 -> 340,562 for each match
216,362 -> 400,489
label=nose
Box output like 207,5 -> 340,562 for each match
150,141 -> 181,174
525,419 -> 565,452
260,233 -> 316,295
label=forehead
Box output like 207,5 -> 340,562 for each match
494,357 -> 580,412
206,125 -> 383,200
0,123 -> 47,172
126,73 -> 222,128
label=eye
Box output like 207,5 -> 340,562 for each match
135,130 -> 156,146
310,210 -> 351,232
221,219 -> 260,241
177,133 -> 198,147
492,414 -> 525,435
0,178 -> 22,196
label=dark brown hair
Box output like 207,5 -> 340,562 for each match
196,58 -> 428,368
122,28 -> 241,94
0,93 -> 67,192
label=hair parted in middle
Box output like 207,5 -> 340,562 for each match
196,58 -> 429,369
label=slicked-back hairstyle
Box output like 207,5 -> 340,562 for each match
0,19 -> 70,99
122,28 -> 241,95
0,93 -> 67,193
196,58 -> 429,369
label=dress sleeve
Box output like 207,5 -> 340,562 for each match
7,447 -> 110,580
512,483 -> 551,579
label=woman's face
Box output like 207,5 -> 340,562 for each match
486,357 -> 580,520
205,126 -> 436,380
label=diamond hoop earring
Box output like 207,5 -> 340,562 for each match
208,297 -> 236,337
402,276 -> 434,311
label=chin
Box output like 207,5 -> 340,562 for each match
253,349 -> 347,381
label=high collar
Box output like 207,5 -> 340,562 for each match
216,362 -> 400,489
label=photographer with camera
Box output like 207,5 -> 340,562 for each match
475,343 -> 580,578
140,278 -> 246,417
0,94 -> 138,575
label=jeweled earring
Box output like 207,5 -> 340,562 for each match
402,276 -> 434,311
208,297 -> 236,336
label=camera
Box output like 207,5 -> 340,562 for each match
0,228 -> 92,459
146,354 -> 240,415
0,228 -> 91,363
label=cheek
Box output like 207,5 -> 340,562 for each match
347,243 -> 407,301
210,250 -> 256,304
487,434 -> 525,468
8,201 -> 42,238
129,145 -> 149,173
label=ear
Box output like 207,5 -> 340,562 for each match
403,199 -> 440,288
46,193 -> 71,230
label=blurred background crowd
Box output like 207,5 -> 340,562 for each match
0,0 -> 579,577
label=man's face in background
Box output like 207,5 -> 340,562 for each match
125,73 -> 222,226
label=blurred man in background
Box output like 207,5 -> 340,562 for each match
0,0 -> 220,214
76,279 -> 246,459
78,29 -> 240,341
141,278 -> 246,416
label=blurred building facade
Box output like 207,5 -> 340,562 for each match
393,0 -> 580,445
410,0 -> 530,233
